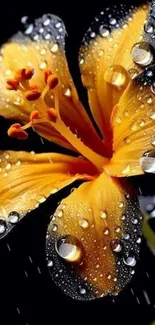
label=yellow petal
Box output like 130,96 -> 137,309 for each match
79,4 -> 148,146
0,14 -> 105,157
105,68 -> 155,176
46,172 -> 142,300
0,150 -> 97,235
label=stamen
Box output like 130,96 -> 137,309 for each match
6,79 -> 19,91
47,75 -> 59,89
15,68 -> 34,82
44,69 -> 52,84
30,110 -> 40,121
47,108 -> 57,122
8,123 -> 28,140
25,86 -> 41,101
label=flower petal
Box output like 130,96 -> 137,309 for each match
0,150 -> 97,237
46,172 -> 142,300
105,67 -> 155,176
79,4 -> 148,145
0,14 -> 105,156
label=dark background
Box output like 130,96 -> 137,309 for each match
0,0 -> 155,324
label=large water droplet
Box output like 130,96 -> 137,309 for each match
123,256 -> 136,267
131,42 -> 153,67
110,239 -> 123,253
55,235 -> 84,263
0,219 -> 6,235
100,210 -> 107,219
8,211 -> 20,224
140,150 -> 155,173
104,65 -> 128,89
99,25 -> 110,37
79,219 -> 89,229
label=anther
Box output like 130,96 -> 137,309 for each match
47,108 -> 57,122
6,79 -> 19,91
25,86 -> 41,101
44,69 -> 52,84
47,75 -> 59,89
15,68 -> 34,82
30,110 -> 40,121
8,123 -> 28,140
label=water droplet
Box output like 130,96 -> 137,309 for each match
80,58 -> 84,65
151,137 -> 155,146
51,44 -> 59,53
16,160 -> 21,166
123,233 -> 130,240
144,22 -> 154,34
104,65 -> 128,89
151,82 -> 155,94
25,24 -> 34,35
107,273 -> 112,280
90,31 -> 96,38
80,288 -> 86,295
40,48 -> 46,56
99,25 -> 110,37
100,210 -> 107,219
52,224 -> 58,232
131,218 -> 138,225
103,228 -> 110,235
131,42 -> 153,67
146,96 -> 153,105
0,219 -> 6,235
55,235 -> 84,263
128,68 -> 139,79
115,226 -> 121,233
146,70 -> 153,77
8,211 -> 20,224
121,165 -> 131,175
124,137 -> 131,144
43,18 -> 51,26
118,202 -> 124,208
47,260 -> 53,267
140,150 -> 155,173
149,111 -> 155,120
79,219 -> 89,229
121,214 -> 126,221
115,117 -> 122,124
136,237 -> 141,244
109,18 -> 117,25
39,61 -> 47,70
56,210 -> 63,218
5,163 -> 11,170
51,188 -> 58,194
110,239 -> 123,253
64,88 -> 71,97
123,256 -> 136,267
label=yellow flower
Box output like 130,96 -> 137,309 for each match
0,3 -> 155,300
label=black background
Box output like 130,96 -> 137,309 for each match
0,0 -> 155,324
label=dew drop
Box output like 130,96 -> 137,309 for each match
109,18 -> 117,25
124,137 -> 131,144
0,219 -> 6,235
79,219 -> 89,229
107,273 -> 112,280
151,138 -> 155,146
56,210 -> 63,218
140,150 -> 155,173
136,237 -> 141,244
103,228 -> 110,235
104,65 -> 128,89
149,112 -> 155,120
131,218 -> 138,225
121,214 -> 126,221
118,202 -> 124,208
40,48 -> 46,56
25,24 -> 34,35
47,260 -> 53,267
144,22 -> 154,34
99,25 -> 110,37
64,88 -> 71,97
123,256 -> 136,267
39,61 -> 47,70
8,211 -> 20,224
80,288 -> 86,295
55,235 -> 84,263
100,210 -> 107,219
115,226 -> 121,233
151,82 -> 155,94
123,233 -> 130,240
5,163 -> 11,170
110,239 -> 123,253
52,224 -> 58,232
131,42 -> 153,67
51,44 -> 59,53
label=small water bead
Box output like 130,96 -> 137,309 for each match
52,224 -> 58,232
149,112 -> 155,120
123,233 -> 130,240
100,210 -> 107,219
0,219 -> 6,234
79,219 -> 89,229
136,237 -> 141,244
40,48 -> 46,56
80,288 -> 86,295
103,228 -> 110,235
115,117 -> 122,124
64,88 -> 71,97
121,214 -> 126,221
5,163 -> 11,170
146,70 -> 153,77
132,218 -> 138,225
131,42 -> 153,67
109,18 -> 117,25
121,164 -> 131,176
140,150 -> 155,173
104,65 -> 128,89
56,209 -> 63,218
55,235 -> 84,263
90,31 -> 96,38
151,82 -> 155,94
47,260 -> 53,267
107,273 -> 112,280
99,25 -> 110,37
151,137 -> 155,146
128,68 -> 139,79
123,256 -> 136,267
124,137 -> 131,144
39,61 -> 47,70
110,239 -> 123,253
118,202 -> 124,208
144,22 -> 154,34
25,24 -> 34,35
8,211 -> 20,224
115,226 -> 121,233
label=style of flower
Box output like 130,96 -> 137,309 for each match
0,2 -> 155,300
